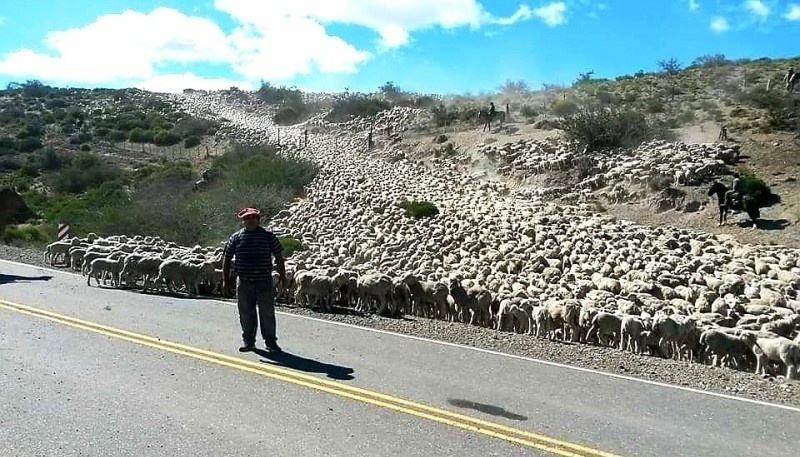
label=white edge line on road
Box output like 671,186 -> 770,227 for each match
3,258 -> 800,414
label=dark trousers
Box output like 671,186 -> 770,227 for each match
237,278 -> 276,345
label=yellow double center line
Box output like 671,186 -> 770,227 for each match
0,299 -> 621,457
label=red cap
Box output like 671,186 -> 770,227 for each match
237,207 -> 261,219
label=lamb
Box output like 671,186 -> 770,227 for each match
43,241 -> 74,266
356,274 -> 394,315
448,278 -> 492,327
619,315 -> 646,354
652,314 -> 699,361
698,329 -> 753,369
403,275 -> 450,320
152,259 -> 203,295
86,257 -> 123,287
741,333 -> 800,380
545,300 -> 581,342
586,312 -> 622,347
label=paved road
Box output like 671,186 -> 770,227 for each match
1,259 -> 798,457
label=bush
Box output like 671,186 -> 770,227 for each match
741,170 -> 780,207
736,86 -> 800,131
278,236 -> 304,257
400,200 -> 439,219
80,144 -> 91,151
647,175 -> 673,192
153,130 -> 182,146
69,132 -> 92,144
560,107 -> 661,151
129,128 -> 154,143
172,117 -> 218,138
184,135 -> 201,148
0,156 -> 21,170
2,224 -> 48,245
325,93 -> 391,123
48,152 -> 121,194
17,137 -> 43,152
550,99 -> 579,117
520,105 -> 539,122
273,106 -> 301,125
108,130 -> 128,142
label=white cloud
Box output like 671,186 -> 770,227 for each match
214,0 -> 533,49
491,5 -> 533,25
710,16 -> 730,32
0,8 -> 231,84
134,73 -> 255,93
744,0 -> 770,18
688,0 -> 700,11
0,1 -> 534,88
533,2 -> 567,26
784,3 -> 800,20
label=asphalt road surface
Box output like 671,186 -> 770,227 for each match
1,259 -> 798,457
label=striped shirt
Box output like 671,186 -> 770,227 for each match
224,227 -> 283,281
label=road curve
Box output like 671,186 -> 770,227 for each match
1,259 -> 798,457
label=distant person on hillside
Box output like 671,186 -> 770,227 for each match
718,125 -> 727,142
784,67 -> 796,93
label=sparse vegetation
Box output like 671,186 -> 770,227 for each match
741,169 -> 780,208
560,107 -> 669,150
400,200 -> 440,219
278,236 -> 305,257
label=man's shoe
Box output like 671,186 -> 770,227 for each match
238,344 -> 255,353
264,341 -> 282,353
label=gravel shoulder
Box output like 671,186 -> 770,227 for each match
3,243 -> 798,409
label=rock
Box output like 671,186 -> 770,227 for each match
432,134 -> 448,144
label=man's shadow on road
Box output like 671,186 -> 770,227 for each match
255,349 -> 355,381
0,273 -> 52,285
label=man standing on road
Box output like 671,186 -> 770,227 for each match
222,207 -> 286,353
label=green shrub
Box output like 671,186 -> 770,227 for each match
0,156 -> 21,170
560,107 -> 662,151
273,106 -> 301,125
550,99 -> 579,117
172,117 -> 218,138
278,236 -> 304,257
325,93 -> 391,123
48,152 -> 121,194
69,132 -> 92,144
153,130 -> 182,146
741,170 -> 780,207
129,128 -> 154,143
80,144 -> 91,151
17,137 -> 43,152
520,105 -> 539,121
1,224 -> 48,245
108,130 -> 128,142
184,135 -> 201,148
400,200 -> 439,219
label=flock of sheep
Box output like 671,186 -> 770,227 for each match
51,89 -> 800,381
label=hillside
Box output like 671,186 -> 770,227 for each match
1,54 -> 799,247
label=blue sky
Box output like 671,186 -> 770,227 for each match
0,0 -> 799,94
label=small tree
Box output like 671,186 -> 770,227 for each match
658,58 -> 682,75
